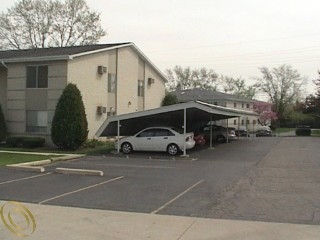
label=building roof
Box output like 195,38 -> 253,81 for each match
0,43 -> 130,60
0,42 -> 167,82
171,89 -> 254,103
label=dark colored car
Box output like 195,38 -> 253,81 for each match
295,126 -> 311,136
194,134 -> 206,145
255,126 -> 272,137
195,124 -> 236,143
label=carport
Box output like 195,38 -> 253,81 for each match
95,101 -> 258,155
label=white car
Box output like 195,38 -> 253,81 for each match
115,127 -> 195,155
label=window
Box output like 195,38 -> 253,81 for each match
233,119 -> 237,125
138,80 -> 144,97
241,119 -> 244,125
246,103 -> 250,108
234,102 -> 237,108
242,103 -> 244,108
155,129 -> 175,137
246,119 -> 250,124
26,111 -> 48,133
137,129 -> 154,137
26,66 -> 48,88
108,73 -> 116,93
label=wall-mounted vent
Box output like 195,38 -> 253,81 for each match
97,106 -> 107,115
98,66 -> 107,74
148,78 -> 155,85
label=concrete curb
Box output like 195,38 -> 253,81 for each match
50,154 -> 84,162
5,153 -> 85,172
6,165 -> 45,173
55,167 -> 104,176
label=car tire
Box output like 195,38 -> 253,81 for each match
121,142 -> 132,154
216,135 -> 226,143
167,143 -> 179,156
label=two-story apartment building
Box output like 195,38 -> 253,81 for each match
171,89 -> 259,130
0,43 -> 167,143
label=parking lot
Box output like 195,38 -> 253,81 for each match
1,136 -> 320,225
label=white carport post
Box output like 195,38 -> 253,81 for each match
209,115 -> 214,149
226,118 -> 229,143
117,120 -> 121,154
238,116 -> 240,140
182,107 -> 187,156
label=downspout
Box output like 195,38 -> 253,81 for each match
1,61 -> 8,69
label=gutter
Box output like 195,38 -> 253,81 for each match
1,55 -> 72,63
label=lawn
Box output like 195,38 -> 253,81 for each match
312,129 -> 320,137
273,128 -> 295,134
0,141 -> 115,166
0,153 -> 58,166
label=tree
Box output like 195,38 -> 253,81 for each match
0,104 -> 7,142
165,66 -> 219,91
220,76 -> 257,99
162,93 -> 179,106
0,0 -> 106,50
51,83 -> 88,149
253,102 -> 277,126
255,65 -> 305,122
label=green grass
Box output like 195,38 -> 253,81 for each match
0,153 -> 58,166
0,142 -> 115,155
273,128 -> 295,134
0,141 -> 115,166
312,129 -> 320,137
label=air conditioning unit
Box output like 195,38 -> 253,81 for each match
97,66 -> 107,74
148,78 -> 155,85
97,106 -> 107,115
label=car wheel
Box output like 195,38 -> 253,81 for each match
167,143 -> 179,156
121,142 -> 132,154
216,135 -> 226,143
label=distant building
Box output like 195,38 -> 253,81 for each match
171,89 -> 260,130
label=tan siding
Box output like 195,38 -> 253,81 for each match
144,64 -> 165,110
117,47 -> 139,114
68,51 -> 109,138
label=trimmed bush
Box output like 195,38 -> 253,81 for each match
162,93 -> 179,106
295,126 -> 311,136
51,83 -> 88,150
6,136 -> 45,148
0,104 -> 6,142
22,137 -> 45,148
6,137 -> 24,147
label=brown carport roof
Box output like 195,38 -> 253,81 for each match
95,101 -> 258,137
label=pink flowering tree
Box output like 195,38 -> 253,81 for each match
253,102 -> 278,126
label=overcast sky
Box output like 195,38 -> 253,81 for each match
1,0 -> 320,98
